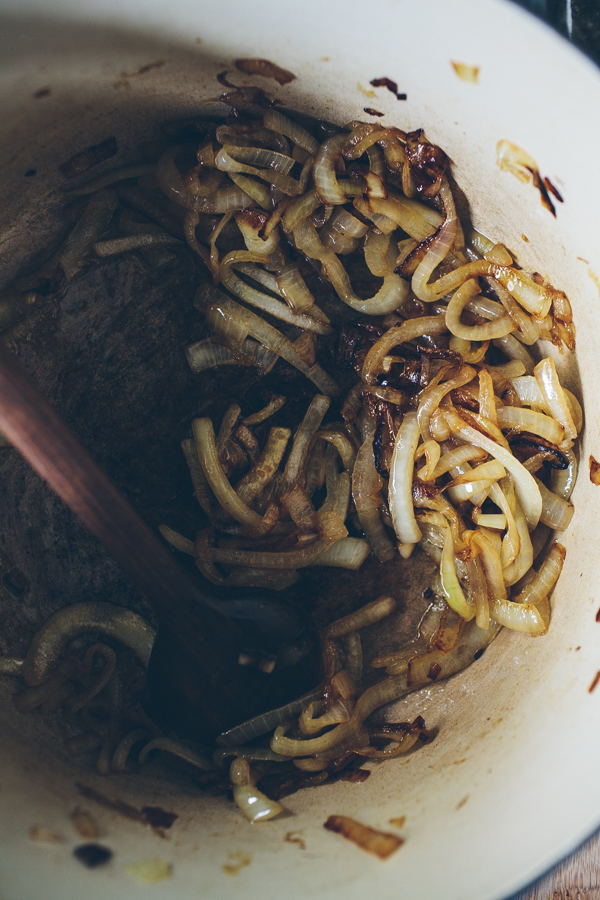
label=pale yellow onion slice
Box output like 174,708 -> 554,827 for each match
235,212 -> 280,256
352,429 -> 395,563
200,288 -> 340,396
22,602 -> 155,686
417,364 -> 477,442
294,220 -> 409,315
317,428 -> 357,472
219,251 -> 329,334
443,407 -> 542,529
192,418 -> 278,536
312,537 -> 370,570
217,146 -> 301,195
157,146 -> 254,212
446,279 -> 515,340
449,336 -> 490,364
488,597 -> 546,634
415,439 -> 441,481
232,784 -> 285,822
364,229 -> 398,277
511,375 -> 582,433
361,314 -> 448,384
411,180 -> 458,303
276,265 -> 315,313
185,337 -> 278,374
263,109 -> 319,154
448,459 -> 506,486
281,188 -> 321,233
389,411 -> 422,545
533,476 -> 574,530
489,481 -> 521,568
487,277 -> 540,345
227,171 -> 271,209
299,699 -> 353,735
501,497 -> 534,586
478,369 -> 497,424
426,445 -> 487,480
418,512 -> 474,620
550,446 -> 578,500
423,258 -> 555,317
472,511 -> 507,530
271,617 -> 499,758
533,358 -> 578,444
493,334 -> 536,374
234,426 -> 291,506
512,542 -> 565,606
280,394 -> 331,494
330,207 -> 369,238
495,406 -> 564,445
183,210 -> 212,271
366,195 -> 439,243
313,133 -> 349,204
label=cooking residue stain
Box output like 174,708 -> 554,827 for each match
357,82 -> 376,98
588,671 -> 600,693
234,58 -> 296,86
29,825 -> 63,843
33,87 -> 51,99
456,795 -> 470,810
71,807 -> 99,840
285,831 -> 306,850
115,60 -> 166,89
496,140 -> 563,216
589,456 -> 600,486
451,61 -> 480,83
388,816 -> 406,829
222,852 -> 252,876
127,859 -> 172,884
75,783 -> 177,838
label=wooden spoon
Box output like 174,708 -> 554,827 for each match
0,343 -> 320,742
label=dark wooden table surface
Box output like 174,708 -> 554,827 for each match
508,826 -> 600,899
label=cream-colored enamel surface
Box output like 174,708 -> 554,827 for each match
1,2 -> 600,898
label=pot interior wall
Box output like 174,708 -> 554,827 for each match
1,6 -> 600,900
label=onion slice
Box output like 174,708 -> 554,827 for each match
443,406 -> 542,529
534,357 -> 578,445
192,417 -> 277,536
352,429 -> 396,562
389,411 -> 422,546
313,133 -> 348,204
198,285 -> 340,395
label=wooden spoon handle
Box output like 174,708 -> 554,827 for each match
0,342 -> 232,640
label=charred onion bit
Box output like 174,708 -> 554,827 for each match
234,58 -> 296,85
324,815 -> 404,859
404,130 -> 450,197
590,455 -> 600,485
369,77 -> 407,100
508,433 -> 569,469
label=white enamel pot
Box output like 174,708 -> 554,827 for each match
0,1 -> 599,899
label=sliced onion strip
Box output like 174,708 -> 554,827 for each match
352,429 -> 396,562
389,411 -> 422,545
443,406 -> 542,529
534,357 -> 578,444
